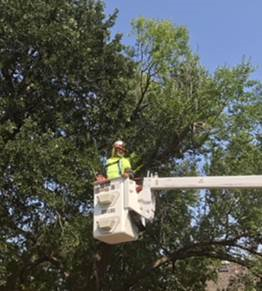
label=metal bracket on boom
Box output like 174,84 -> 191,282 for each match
124,177 -> 156,221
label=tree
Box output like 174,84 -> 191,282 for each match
117,19 -> 262,290
0,0 -> 135,290
0,2 -> 261,290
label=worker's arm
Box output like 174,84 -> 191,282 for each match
95,160 -> 108,183
122,158 -> 134,179
95,174 -> 108,183
123,168 -> 134,179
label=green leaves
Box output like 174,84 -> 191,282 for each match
0,0 -> 133,289
132,18 -> 189,76
0,3 -> 261,290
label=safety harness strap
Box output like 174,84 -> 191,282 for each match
106,159 -> 122,177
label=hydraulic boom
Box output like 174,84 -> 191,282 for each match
93,175 -> 262,244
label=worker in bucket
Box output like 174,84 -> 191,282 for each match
96,140 -> 145,231
109,141 -> 145,231
95,140 -> 133,183
106,140 -> 134,180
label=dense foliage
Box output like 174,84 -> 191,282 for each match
0,1 -> 261,290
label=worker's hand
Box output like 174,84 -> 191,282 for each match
123,168 -> 134,179
96,175 -> 107,183
122,172 -> 130,178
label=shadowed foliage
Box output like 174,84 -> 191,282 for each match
0,1 -> 261,290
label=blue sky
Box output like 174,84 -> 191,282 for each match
105,0 -> 262,79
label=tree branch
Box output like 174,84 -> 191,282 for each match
116,237 -> 258,290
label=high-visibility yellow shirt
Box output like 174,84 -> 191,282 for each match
106,157 -> 131,180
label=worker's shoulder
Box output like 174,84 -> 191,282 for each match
122,157 -> 131,166
122,157 -> 130,161
107,157 -> 119,163
107,157 -> 130,164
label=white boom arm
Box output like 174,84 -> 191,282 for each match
93,175 -> 262,244
144,175 -> 262,190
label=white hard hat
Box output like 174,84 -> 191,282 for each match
113,140 -> 126,151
